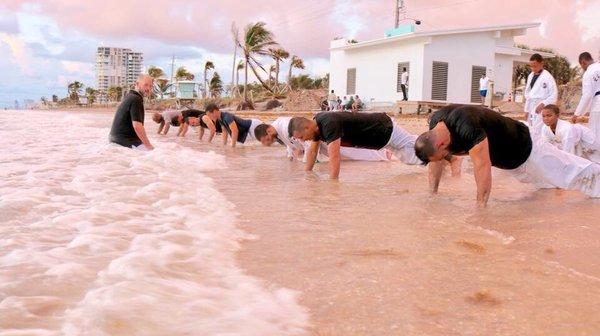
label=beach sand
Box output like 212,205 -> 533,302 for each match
2,109 -> 600,335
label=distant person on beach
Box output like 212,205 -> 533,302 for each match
524,53 -> 558,134
254,116 -> 391,162
152,109 -> 182,135
341,96 -> 349,111
351,95 -> 362,112
328,90 -> 337,111
572,52 -> 600,139
288,112 -> 436,179
109,74 -> 154,150
400,67 -> 409,101
542,104 -> 600,162
414,105 -> 600,207
479,73 -> 489,104
336,96 -> 342,110
205,103 -> 262,148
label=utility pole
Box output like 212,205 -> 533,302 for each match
395,0 -> 406,28
170,55 -> 175,84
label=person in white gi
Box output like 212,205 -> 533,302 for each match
415,105 -> 600,207
253,117 -> 391,162
524,53 -> 558,134
572,52 -> 600,139
327,90 -> 337,111
400,68 -> 409,101
541,104 -> 600,163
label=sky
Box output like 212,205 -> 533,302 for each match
0,0 -> 599,108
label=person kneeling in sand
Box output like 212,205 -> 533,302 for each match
541,104 -> 600,163
415,104 -> 600,207
288,112 -> 456,179
254,117 -> 392,162
109,74 -> 154,150
152,109 -> 182,135
205,103 -> 263,148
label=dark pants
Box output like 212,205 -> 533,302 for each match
401,85 -> 408,101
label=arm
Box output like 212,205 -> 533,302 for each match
162,123 -> 170,135
468,138 -> 492,207
157,121 -> 165,134
428,161 -> 446,193
180,123 -> 189,137
327,139 -> 341,179
304,141 -> 320,172
574,75 -> 593,118
222,129 -> 228,146
229,122 -> 239,148
133,121 -> 154,150
199,127 -> 205,141
542,76 -> 558,107
203,116 -> 217,143
562,128 -> 578,155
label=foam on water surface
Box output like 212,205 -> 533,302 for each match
0,111 -> 309,335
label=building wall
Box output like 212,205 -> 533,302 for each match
422,33 -> 496,104
493,54 -> 514,100
95,47 -> 143,93
329,38 -> 427,103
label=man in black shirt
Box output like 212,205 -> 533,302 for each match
415,105 -> 600,206
288,112 -> 424,179
109,75 -> 154,150
205,104 -> 263,148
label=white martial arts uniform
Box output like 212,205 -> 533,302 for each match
574,62 -> 600,139
511,129 -> 600,197
542,120 -> 600,163
271,117 -> 307,159
383,122 -> 422,165
524,69 -> 558,134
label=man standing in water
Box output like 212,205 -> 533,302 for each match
288,112 -> 436,179
205,103 -> 262,148
414,105 -> 600,207
109,75 -> 154,150
572,52 -> 600,138
524,53 -> 558,134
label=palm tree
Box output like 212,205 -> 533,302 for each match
175,67 -> 194,81
269,48 -> 289,88
210,72 -> 223,97
287,56 -> 305,85
238,21 -> 278,102
235,61 -> 244,88
153,79 -> 172,100
147,66 -> 165,79
203,61 -> 214,98
268,64 -> 276,87
67,81 -> 84,101
107,86 -> 123,101
85,87 -> 97,105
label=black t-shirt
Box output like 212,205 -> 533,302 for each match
198,112 -> 222,133
109,90 -> 144,147
315,112 -> 393,150
429,105 -> 532,169
182,109 -> 202,123
219,112 -> 252,143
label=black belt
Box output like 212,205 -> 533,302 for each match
595,91 -> 600,96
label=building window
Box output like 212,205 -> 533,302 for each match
471,65 -> 486,103
346,68 -> 356,95
431,61 -> 448,101
396,62 -> 410,93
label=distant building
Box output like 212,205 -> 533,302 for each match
329,23 -> 553,105
95,47 -> 144,94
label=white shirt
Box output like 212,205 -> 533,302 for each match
524,69 -> 558,114
271,117 -> 306,159
542,119 -> 596,154
575,62 -> 600,117
479,77 -> 489,91
401,72 -> 409,85
161,110 -> 182,125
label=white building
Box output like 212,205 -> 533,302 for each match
329,23 -> 553,105
95,47 -> 144,93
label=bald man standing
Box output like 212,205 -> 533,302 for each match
109,75 -> 155,150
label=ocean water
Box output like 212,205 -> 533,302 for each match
0,111 -> 309,335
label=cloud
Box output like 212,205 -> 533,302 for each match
0,32 -> 34,76
576,1 -> 600,42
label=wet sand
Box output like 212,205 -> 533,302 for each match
199,117 -> 600,335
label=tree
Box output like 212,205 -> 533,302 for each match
175,66 -> 194,81
269,48 -> 289,88
203,61 -> 214,98
209,72 -> 223,97
107,86 -> 123,101
153,79 -> 172,100
85,87 -> 97,105
544,55 -> 577,85
67,81 -> 84,102
512,63 -> 530,93
235,61 -> 244,88
238,21 -> 278,102
52,95 -> 58,103
40,97 -> 48,105
147,66 -> 165,79
268,64 -> 276,86
287,56 -> 305,85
